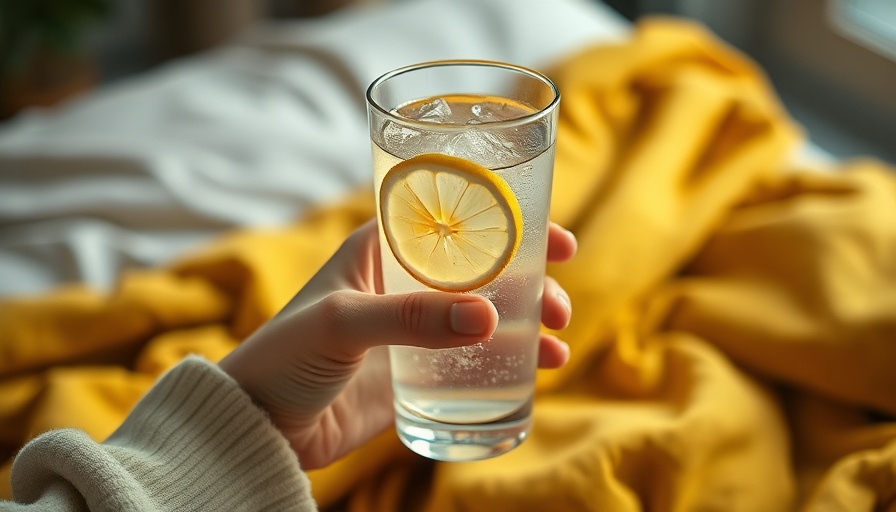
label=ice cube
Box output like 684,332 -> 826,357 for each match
513,121 -> 548,156
446,129 -> 522,168
381,98 -> 548,163
380,119 -> 455,159
382,121 -> 417,143
406,98 -> 454,123
467,102 -> 509,124
382,121 -> 423,151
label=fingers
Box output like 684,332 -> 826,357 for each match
537,334 -> 570,369
312,287 -> 572,367
539,273 -> 573,370
547,222 -> 577,262
541,276 -> 572,331
311,290 -> 498,358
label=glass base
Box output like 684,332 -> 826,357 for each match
394,398 -> 531,462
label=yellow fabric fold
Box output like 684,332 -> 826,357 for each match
1,18 -> 894,511
541,18 -> 800,392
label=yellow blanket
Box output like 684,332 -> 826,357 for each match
3,19 -> 896,511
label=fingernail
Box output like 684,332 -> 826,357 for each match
450,301 -> 491,336
558,292 -> 571,316
557,340 -> 571,361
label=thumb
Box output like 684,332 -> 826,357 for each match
311,290 -> 499,357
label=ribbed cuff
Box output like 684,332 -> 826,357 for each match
12,356 -> 316,511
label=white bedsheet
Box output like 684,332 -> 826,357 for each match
0,0 -> 630,297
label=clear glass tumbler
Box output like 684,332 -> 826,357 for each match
367,60 -> 560,461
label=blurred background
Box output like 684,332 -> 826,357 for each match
1,0 -> 894,164
609,0 -> 896,165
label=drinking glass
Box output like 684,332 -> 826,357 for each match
367,60 -> 560,461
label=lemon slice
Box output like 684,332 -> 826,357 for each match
379,153 -> 522,292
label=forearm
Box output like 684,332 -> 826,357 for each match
4,357 -> 316,511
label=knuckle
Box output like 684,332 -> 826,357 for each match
318,291 -> 354,337
396,293 -> 427,335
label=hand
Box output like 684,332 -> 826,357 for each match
219,220 -> 577,469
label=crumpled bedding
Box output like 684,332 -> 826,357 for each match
2,6 -> 896,512
0,0 -> 629,298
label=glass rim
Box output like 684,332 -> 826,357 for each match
366,59 -> 561,132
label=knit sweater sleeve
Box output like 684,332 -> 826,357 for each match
3,356 -> 317,512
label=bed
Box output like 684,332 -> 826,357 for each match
0,0 -> 631,298
2,0 -> 894,510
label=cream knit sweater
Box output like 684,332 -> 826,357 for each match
3,357 -> 317,511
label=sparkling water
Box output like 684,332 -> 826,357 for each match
373,95 -> 553,425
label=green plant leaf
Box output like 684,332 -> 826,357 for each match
0,0 -> 111,76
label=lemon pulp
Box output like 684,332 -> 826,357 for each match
379,153 -> 522,292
